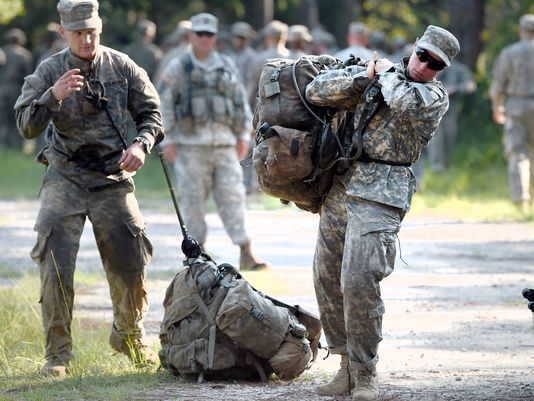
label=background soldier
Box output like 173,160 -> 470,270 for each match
159,12 -> 268,271
306,26 -> 459,400
14,0 -> 164,376
490,14 -> 534,211
427,60 -> 476,172
0,28 -> 33,151
334,21 -> 372,62
122,19 -> 162,81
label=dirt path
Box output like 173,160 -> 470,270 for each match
1,200 -> 533,400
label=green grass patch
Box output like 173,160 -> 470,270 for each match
0,274 -> 168,401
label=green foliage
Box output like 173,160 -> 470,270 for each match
0,0 -> 24,24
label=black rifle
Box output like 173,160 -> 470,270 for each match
158,151 -> 202,259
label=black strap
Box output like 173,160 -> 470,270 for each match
358,151 -> 412,167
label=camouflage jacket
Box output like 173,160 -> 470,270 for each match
306,60 -> 448,211
15,46 -> 164,188
158,49 -> 251,147
490,39 -> 534,115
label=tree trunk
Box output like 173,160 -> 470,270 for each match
244,0 -> 274,30
448,0 -> 485,69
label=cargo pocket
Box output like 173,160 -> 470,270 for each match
212,95 -> 227,123
124,214 -> 153,266
192,96 -> 208,125
30,216 -> 55,264
369,231 -> 397,281
366,301 -> 385,343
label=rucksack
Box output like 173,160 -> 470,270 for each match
159,255 -> 322,382
251,55 -> 355,213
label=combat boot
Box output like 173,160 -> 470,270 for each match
315,353 -> 354,396
351,366 -> 379,401
239,241 -> 269,271
109,330 -> 158,367
40,358 -> 69,378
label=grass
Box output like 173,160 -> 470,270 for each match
0,274 -> 173,401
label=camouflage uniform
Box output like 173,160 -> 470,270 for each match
306,59 -> 448,371
159,49 -> 251,246
490,35 -> 534,205
14,45 -> 164,364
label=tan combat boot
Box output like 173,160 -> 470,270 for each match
239,241 -> 269,271
315,353 -> 354,396
109,331 -> 158,367
351,366 -> 379,401
40,358 -> 69,378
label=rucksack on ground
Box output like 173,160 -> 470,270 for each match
251,55 -> 355,213
159,255 -> 322,382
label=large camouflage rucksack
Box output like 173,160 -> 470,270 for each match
159,255 -> 322,382
251,55 -> 355,213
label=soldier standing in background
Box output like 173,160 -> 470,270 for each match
307,26 -> 459,400
122,19 -> 162,80
15,0 -> 164,376
334,21 -> 372,62
428,60 -> 476,172
287,24 -> 312,59
154,20 -> 192,88
248,20 -> 290,108
159,13 -> 268,271
0,28 -> 33,150
490,14 -> 534,211
230,21 -> 259,194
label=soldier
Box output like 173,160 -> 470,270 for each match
159,13 -> 268,271
153,20 -> 192,88
428,60 -> 476,171
287,24 -> 312,59
0,28 -> 33,150
122,19 -> 162,80
248,20 -> 290,107
334,21 -> 372,63
306,25 -> 459,400
490,14 -> 534,211
230,21 -> 259,195
14,0 -> 164,377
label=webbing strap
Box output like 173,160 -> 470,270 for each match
193,292 -> 217,369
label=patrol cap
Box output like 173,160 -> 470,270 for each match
519,14 -> 534,33
262,20 -> 289,37
288,25 -> 312,43
417,25 -> 460,67
231,21 -> 257,39
57,0 -> 102,31
190,13 -> 218,34
348,22 -> 369,36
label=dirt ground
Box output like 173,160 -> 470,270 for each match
1,199 -> 533,401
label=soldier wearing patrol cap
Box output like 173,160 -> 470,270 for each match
159,13 -> 269,272
490,14 -> 534,212
307,25 -> 459,400
15,0 -> 164,376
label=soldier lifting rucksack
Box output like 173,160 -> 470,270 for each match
251,55 -> 358,213
157,154 -> 322,383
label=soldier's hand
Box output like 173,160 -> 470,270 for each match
236,139 -> 249,159
367,52 -> 378,80
493,106 -> 506,125
163,144 -> 178,164
119,142 -> 146,172
51,69 -> 85,101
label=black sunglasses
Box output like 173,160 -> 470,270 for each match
415,47 -> 447,71
195,31 -> 215,38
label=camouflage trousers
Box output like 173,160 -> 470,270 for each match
31,176 -> 153,362
173,145 -> 248,246
503,110 -> 534,204
313,176 -> 402,371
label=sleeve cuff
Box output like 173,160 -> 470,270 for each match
40,88 -> 62,112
